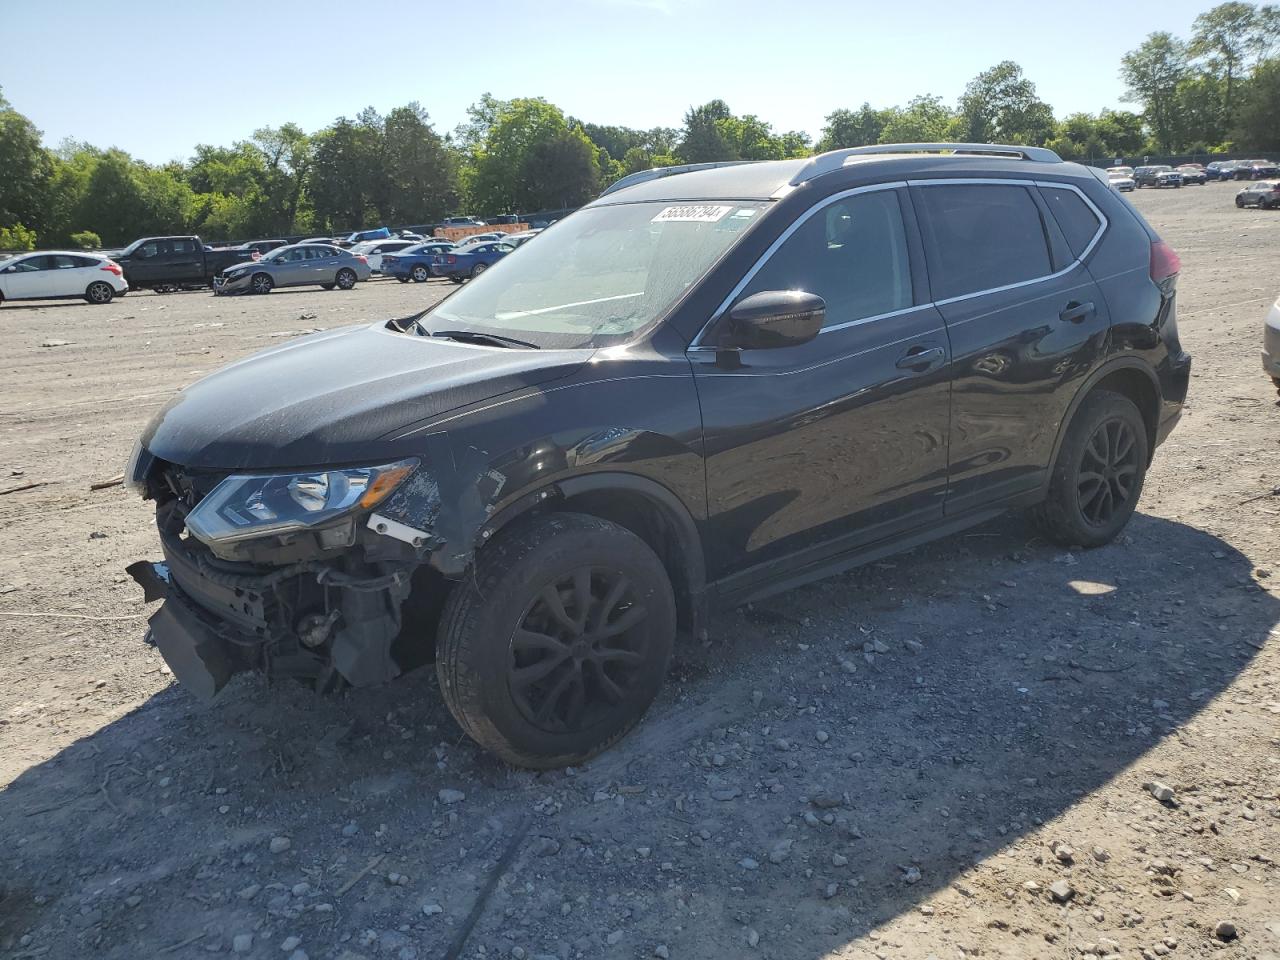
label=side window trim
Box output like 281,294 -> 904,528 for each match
687,177 -> 1108,348
691,181 -> 911,347
908,178 -> 1108,307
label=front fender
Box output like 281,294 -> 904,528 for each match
370,365 -> 706,578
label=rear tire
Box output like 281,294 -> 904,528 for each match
85,281 -> 114,305
436,513 -> 676,769
471,262 -> 488,278
411,265 -> 430,283
1032,390 -> 1149,548
335,268 -> 357,290
251,273 -> 273,295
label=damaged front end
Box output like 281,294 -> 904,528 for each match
131,455 -> 443,700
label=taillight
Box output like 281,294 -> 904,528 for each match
101,262 -> 123,276
355,255 -> 368,263
251,251 -> 262,260
1150,240 -> 1181,286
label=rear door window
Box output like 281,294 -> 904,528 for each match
1038,186 -> 1103,259
915,183 -> 1053,301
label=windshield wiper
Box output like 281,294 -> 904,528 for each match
432,329 -> 540,349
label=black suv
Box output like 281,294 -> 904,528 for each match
128,143 -> 1191,768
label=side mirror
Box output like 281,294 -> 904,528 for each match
723,290 -> 825,349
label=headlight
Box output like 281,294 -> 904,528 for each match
185,458 -> 418,545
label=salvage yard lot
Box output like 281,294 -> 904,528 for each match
2,186 -> 1279,960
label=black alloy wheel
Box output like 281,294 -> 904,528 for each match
251,273 -> 273,295
1032,389 -> 1149,547
1076,417 -> 1140,528
508,566 -> 651,733
436,513 -> 676,769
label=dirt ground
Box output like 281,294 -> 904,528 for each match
1,185 -> 1278,960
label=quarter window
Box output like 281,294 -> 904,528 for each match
739,189 -> 913,328
916,184 -> 1053,300
1040,187 -> 1102,259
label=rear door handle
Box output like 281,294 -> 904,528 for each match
1059,300 -> 1095,324
895,345 -> 946,371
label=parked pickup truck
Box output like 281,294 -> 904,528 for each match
112,236 -> 254,291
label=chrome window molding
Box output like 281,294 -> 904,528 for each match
688,177 -> 1107,349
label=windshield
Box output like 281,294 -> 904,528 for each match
261,246 -> 292,261
423,200 -> 766,349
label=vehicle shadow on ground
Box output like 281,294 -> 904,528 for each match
1,512 -> 1276,959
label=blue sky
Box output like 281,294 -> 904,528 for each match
3,0 -> 1214,163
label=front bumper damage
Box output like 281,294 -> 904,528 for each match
138,497 -> 417,700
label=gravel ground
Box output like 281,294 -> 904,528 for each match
2,185 -> 1279,960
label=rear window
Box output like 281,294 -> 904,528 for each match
1039,187 -> 1103,259
915,183 -> 1052,300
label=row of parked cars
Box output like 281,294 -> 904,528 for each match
0,226 -> 545,306
1104,159 -> 1279,191
1102,160 -> 1280,210
214,229 -> 542,294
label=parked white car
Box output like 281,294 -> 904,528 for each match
0,250 -> 128,305
1108,173 -> 1136,192
349,238 -> 422,274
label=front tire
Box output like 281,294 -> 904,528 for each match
335,268 -> 357,290
437,513 -> 677,769
85,281 -> 114,304
1032,390 -> 1149,548
250,273 -> 274,295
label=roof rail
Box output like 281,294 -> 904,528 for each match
600,160 -> 760,197
791,142 -> 1063,185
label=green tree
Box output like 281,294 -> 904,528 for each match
382,103 -> 458,224
0,223 -> 37,250
465,98 -> 603,213
520,128 -> 602,209
0,92 -> 54,233
816,104 -> 892,151
715,114 -> 787,160
1095,109 -> 1148,155
308,112 -> 385,231
879,96 -> 955,143
69,230 -> 101,249
1235,56 -> 1280,150
957,61 -> 1057,145
1190,2 -> 1271,117
1121,32 -> 1191,151
676,99 -> 735,162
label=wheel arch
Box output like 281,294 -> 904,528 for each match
481,472 -> 707,639
1047,359 -> 1162,483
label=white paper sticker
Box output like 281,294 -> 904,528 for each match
651,204 -> 734,223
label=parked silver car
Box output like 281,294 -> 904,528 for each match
1263,294 -> 1280,394
214,244 -> 372,295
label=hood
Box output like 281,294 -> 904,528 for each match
141,321 -> 590,470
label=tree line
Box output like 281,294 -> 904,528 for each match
1,0 -> 1278,251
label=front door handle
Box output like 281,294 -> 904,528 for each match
896,345 -> 946,372
1059,300 -> 1095,324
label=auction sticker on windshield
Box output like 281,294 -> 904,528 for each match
651,204 -> 734,223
